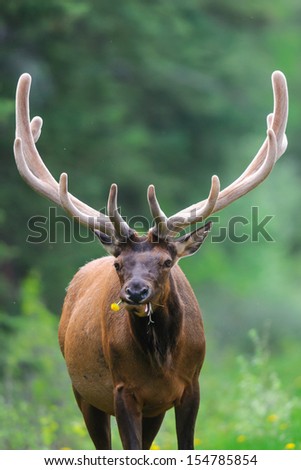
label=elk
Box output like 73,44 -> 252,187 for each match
14,71 -> 288,449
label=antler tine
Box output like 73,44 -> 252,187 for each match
147,185 -> 170,237
30,116 -> 43,143
107,184 -> 133,240
166,175 -> 221,233
148,176 -> 220,236
161,70 -> 288,236
271,70 -> 288,156
14,73 -> 118,236
15,74 -> 57,185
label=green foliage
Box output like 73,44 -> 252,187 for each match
0,272 -> 92,449
235,330 -> 300,448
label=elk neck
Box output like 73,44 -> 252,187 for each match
126,272 -> 183,369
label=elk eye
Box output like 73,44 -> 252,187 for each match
163,259 -> 173,268
114,262 -> 121,272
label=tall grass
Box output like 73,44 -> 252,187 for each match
193,331 -> 301,450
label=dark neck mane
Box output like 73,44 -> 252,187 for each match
128,275 -> 182,369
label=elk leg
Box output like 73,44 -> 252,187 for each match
142,413 -> 165,449
72,387 -> 111,450
114,384 -> 142,449
175,381 -> 200,450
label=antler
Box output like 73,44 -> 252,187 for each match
149,71 -> 288,237
14,73 -> 132,240
14,71 -> 289,244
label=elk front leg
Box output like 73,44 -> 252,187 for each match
114,384 -> 142,449
72,387 -> 111,450
175,381 -> 200,450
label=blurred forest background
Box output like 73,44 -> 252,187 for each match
0,0 -> 301,450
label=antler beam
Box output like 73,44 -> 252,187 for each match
14,73 -> 131,240
149,71 -> 288,237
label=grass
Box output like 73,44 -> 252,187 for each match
198,333 -> 301,450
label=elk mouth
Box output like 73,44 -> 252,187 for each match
125,300 -> 151,313
123,300 -> 154,321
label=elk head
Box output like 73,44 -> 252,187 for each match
14,72 -> 288,317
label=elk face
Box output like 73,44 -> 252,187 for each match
95,223 -> 212,316
114,242 -> 175,314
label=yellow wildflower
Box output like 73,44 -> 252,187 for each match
285,443 -> 296,450
111,302 -> 120,312
71,422 -> 87,437
237,435 -> 247,443
150,442 -> 160,450
267,414 -> 278,423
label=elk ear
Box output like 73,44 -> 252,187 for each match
93,230 -> 121,257
173,221 -> 212,258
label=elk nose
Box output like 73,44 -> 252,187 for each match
125,284 -> 150,304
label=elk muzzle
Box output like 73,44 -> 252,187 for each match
122,279 -> 151,305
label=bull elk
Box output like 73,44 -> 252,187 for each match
13,71 -> 288,449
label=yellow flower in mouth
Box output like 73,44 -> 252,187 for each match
111,302 -> 120,311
